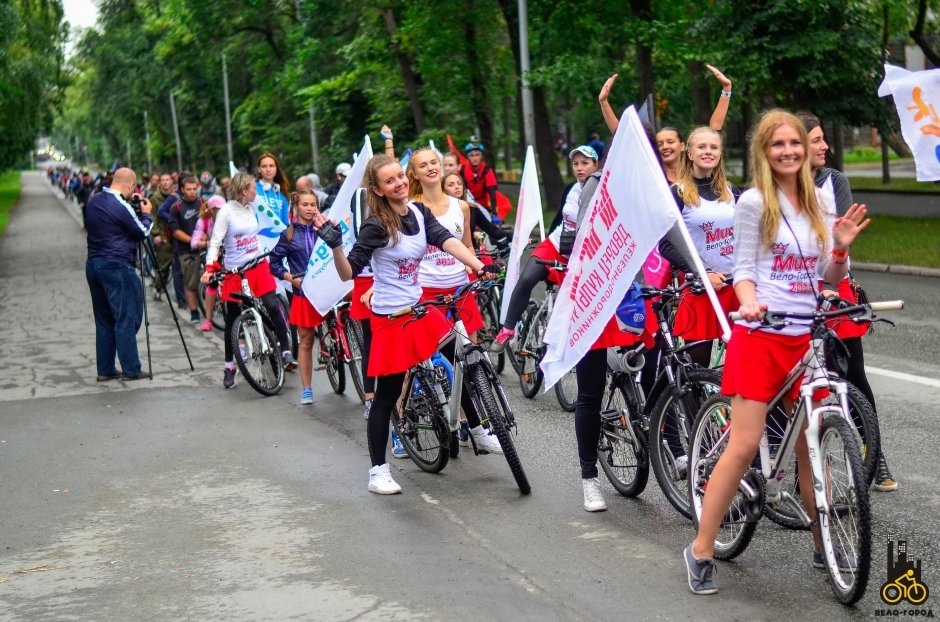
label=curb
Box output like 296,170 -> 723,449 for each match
852,261 -> 940,279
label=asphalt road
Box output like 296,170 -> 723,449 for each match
1,172 -> 938,621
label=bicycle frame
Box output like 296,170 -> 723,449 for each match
236,275 -> 273,357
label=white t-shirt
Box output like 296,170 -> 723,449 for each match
548,182 -> 581,250
682,193 -> 736,274
733,188 -> 833,335
419,197 -> 468,289
206,200 -> 260,270
370,204 -> 430,315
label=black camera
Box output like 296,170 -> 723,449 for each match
130,194 -> 143,213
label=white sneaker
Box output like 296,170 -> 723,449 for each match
368,463 -> 402,495
582,477 -> 608,512
470,426 -> 503,454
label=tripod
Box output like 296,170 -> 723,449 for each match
138,237 -> 195,378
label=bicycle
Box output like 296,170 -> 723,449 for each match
509,257 -> 565,398
687,300 -> 903,605
210,253 -> 286,397
390,278 -> 531,494
315,300 -> 367,403
474,246 -> 509,374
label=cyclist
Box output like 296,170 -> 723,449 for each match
350,187 -> 377,420
797,111 -> 898,493
315,154 -> 500,494
270,188 -> 325,405
490,145 -> 600,353
201,171 -> 297,389
684,110 -> 870,595
191,195 -> 225,331
659,126 -> 741,368
460,141 -> 499,219
598,64 -> 732,183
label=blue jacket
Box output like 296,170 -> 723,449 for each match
86,188 -> 153,265
269,222 -> 318,294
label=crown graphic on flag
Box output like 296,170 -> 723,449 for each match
771,242 -> 789,256
699,221 -> 714,233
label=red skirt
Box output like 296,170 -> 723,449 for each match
721,324 -> 812,403
350,275 -> 374,321
673,285 -> 739,341
289,293 -> 325,329
826,278 -> 869,339
530,239 -> 567,285
220,259 -> 276,303
420,286 -> 484,334
368,307 -> 451,376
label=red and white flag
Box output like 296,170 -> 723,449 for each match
879,63 -> 940,181
540,107 -> 677,390
500,146 -> 545,324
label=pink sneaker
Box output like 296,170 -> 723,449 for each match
489,327 -> 515,353
199,319 -> 213,332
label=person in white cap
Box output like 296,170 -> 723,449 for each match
322,162 -> 351,211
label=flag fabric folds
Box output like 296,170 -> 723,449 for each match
879,63 -> 940,181
500,145 -> 545,324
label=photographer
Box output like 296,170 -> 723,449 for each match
85,167 -> 153,381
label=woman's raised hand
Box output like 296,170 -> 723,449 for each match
705,64 -> 732,90
833,203 -> 871,250
599,74 -> 618,103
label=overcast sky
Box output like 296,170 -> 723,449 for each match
62,0 -> 99,55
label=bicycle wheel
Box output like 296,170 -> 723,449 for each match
832,379 -> 880,487
554,368 -> 578,412
816,414 -> 871,605
469,364 -> 530,493
763,403 -> 806,530
688,395 -> 762,561
648,367 -> 722,519
277,293 -> 299,358
343,315 -> 367,404
597,378 -> 649,497
518,304 -> 544,399
507,300 -> 534,376
478,292 -> 506,374
317,324 -> 345,394
392,369 -> 450,473
231,311 -> 285,396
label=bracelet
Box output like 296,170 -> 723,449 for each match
831,247 -> 849,259
380,133 -> 393,141
833,258 -> 848,265
720,90 -> 732,98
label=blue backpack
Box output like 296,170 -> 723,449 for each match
615,282 -> 646,335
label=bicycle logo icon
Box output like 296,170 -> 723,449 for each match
881,539 -> 930,606
882,569 -> 929,605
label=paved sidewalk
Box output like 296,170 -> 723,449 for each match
0,172 -> 222,402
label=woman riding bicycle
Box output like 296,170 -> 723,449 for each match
201,172 -> 297,389
316,154 -> 500,495
684,109 -> 870,595
659,126 -> 741,368
490,145 -> 601,353
797,111 -> 897,493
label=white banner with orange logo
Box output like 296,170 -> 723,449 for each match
539,107 -> 678,390
879,63 -> 940,181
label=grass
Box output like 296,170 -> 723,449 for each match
843,148 -> 902,164
851,215 -> 940,268
845,177 -> 940,193
0,172 -> 22,237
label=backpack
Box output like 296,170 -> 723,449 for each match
615,282 -> 646,335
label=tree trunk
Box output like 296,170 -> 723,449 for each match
496,0 -> 564,204
687,61 -> 711,126
911,0 -> 940,67
831,121 -> 845,172
630,0 -> 654,99
381,7 -> 426,134
463,15 -> 496,156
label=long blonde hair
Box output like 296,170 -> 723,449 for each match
748,109 -> 827,250
675,127 -> 732,208
363,154 -> 405,245
405,147 -> 438,199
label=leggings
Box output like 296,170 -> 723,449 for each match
360,318 -> 375,394
368,339 -> 485,467
501,258 -> 550,330
842,337 -> 876,413
222,292 -> 291,363
574,348 -> 609,479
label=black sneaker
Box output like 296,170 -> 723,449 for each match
190,310 -> 200,323
684,545 -> 718,595
223,368 -> 237,389
813,546 -> 857,572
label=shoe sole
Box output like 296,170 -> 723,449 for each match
872,484 -> 898,492
368,484 -> 402,494
584,503 -> 608,512
301,400 -> 313,405
392,452 -> 409,459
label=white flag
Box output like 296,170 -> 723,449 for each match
302,136 -> 373,314
500,146 -> 545,324
878,63 -> 940,181
540,107 -> 678,390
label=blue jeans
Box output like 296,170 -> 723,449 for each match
86,257 -> 143,377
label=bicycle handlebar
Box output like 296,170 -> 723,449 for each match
387,278 -> 500,319
729,300 -> 904,323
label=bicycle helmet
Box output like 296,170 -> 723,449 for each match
464,141 -> 485,154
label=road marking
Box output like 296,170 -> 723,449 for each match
866,366 -> 940,389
